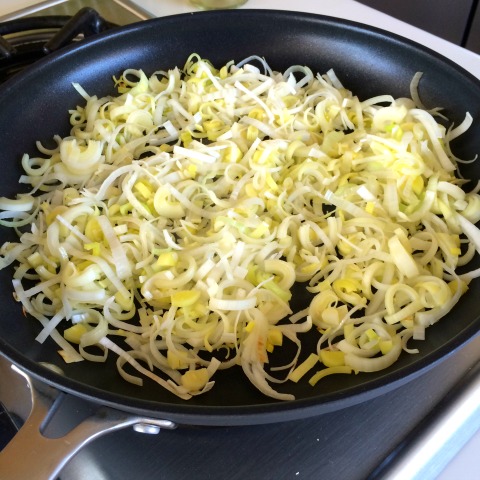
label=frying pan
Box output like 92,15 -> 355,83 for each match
1,8 -> 480,478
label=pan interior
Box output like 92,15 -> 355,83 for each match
0,10 -> 479,421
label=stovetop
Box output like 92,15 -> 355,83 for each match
0,0 -> 150,84
1,1 -> 480,479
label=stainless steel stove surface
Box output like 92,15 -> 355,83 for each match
1,2 -> 480,479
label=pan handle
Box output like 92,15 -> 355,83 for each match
0,365 -> 176,480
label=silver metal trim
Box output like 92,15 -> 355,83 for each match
0,0 -> 69,22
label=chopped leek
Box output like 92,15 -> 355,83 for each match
0,54 -> 478,400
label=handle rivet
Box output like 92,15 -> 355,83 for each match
133,423 -> 161,435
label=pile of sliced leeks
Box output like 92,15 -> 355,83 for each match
0,54 -> 479,401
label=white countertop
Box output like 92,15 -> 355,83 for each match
2,0 -> 480,478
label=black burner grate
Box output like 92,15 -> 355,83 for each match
0,7 -> 116,83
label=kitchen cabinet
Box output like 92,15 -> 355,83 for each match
357,0 -> 479,52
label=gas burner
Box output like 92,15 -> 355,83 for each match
0,7 -> 116,83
